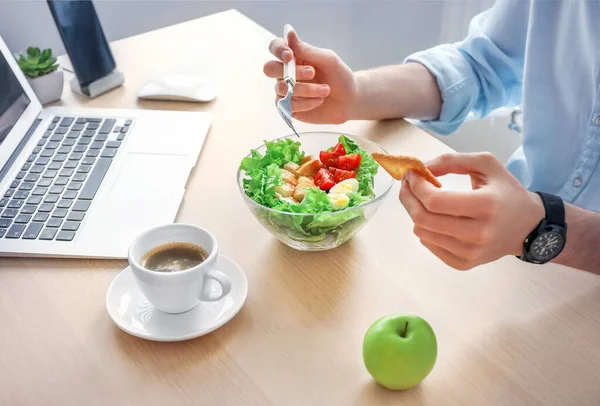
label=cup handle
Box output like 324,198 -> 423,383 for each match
199,269 -> 232,302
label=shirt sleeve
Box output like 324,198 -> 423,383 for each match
404,1 -> 528,135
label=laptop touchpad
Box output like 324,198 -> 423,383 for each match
104,152 -> 192,227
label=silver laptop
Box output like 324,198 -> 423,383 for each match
0,35 -> 211,258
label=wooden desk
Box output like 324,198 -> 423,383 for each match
2,10 -> 600,406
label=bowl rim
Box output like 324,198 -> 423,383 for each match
236,131 -> 395,217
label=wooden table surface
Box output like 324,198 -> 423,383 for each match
1,9 -> 600,406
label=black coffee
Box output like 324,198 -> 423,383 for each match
141,242 -> 208,272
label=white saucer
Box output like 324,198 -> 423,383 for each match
106,254 -> 248,342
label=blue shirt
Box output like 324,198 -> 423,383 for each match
405,0 -> 600,212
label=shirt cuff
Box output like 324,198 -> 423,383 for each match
404,44 -> 479,135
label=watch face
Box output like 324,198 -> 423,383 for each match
530,231 -> 565,262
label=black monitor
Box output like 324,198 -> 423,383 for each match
0,49 -> 30,144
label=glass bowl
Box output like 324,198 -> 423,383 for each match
237,132 -> 394,251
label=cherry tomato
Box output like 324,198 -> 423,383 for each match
337,154 -> 361,171
319,151 -> 339,167
333,169 -> 356,183
314,168 -> 335,191
333,142 -> 346,156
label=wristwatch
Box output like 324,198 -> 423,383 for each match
519,192 -> 567,264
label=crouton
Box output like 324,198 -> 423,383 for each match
297,159 -> 324,177
300,155 -> 313,165
283,162 -> 300,177
274,183 -> 294,197
280,169 -> 298,186
297,176 -> 315,186
293,182 -> 317,202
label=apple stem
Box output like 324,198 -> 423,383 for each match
400,321 -> 409,338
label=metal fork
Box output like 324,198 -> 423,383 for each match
276,24 -> 300,138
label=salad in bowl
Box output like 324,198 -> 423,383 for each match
237,132 -> 394,251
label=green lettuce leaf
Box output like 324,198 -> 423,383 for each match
240,138 -> 305,173
268,208 -> 307,235
264,138 -> 305,166
305,209 -> 362,230
242,163 -> 283,208
348,192 -> 372,207
300,188 -> 334,213
339,135 -> 378,197
240,149 -> 265,172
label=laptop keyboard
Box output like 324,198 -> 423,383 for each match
0,116 -> 133,241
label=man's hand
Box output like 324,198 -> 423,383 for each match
263,27 -> 359,124
399,152 -> 545,270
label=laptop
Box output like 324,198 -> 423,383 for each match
0,35 -> 211,258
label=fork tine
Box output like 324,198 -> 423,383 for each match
277,85 -> 300,138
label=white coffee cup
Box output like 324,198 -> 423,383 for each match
128,223 -> 231,314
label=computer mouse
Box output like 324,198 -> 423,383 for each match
137,74 -> 218,103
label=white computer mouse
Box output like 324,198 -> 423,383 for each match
137,74 -> 218,103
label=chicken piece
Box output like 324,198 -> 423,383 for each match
297,159 -> 324,177
293,180 -> 317,202
300,155 -> 313,165
283,162 -> 301,177
297,176 -> 315,186
280,169 -> 298,186
293,185 -> 308,202
274,183 -> 294,197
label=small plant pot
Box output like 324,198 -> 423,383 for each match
27,69 -> 64,105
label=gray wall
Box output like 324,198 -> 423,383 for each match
0,1 -> 491,71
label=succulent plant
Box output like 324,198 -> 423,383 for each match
17,47 -> 59,79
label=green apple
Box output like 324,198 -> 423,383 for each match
362,314 -> 437,390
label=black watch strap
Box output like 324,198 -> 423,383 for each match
536,192 -> 565,226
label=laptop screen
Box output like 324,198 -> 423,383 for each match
0,50 -> 30,146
